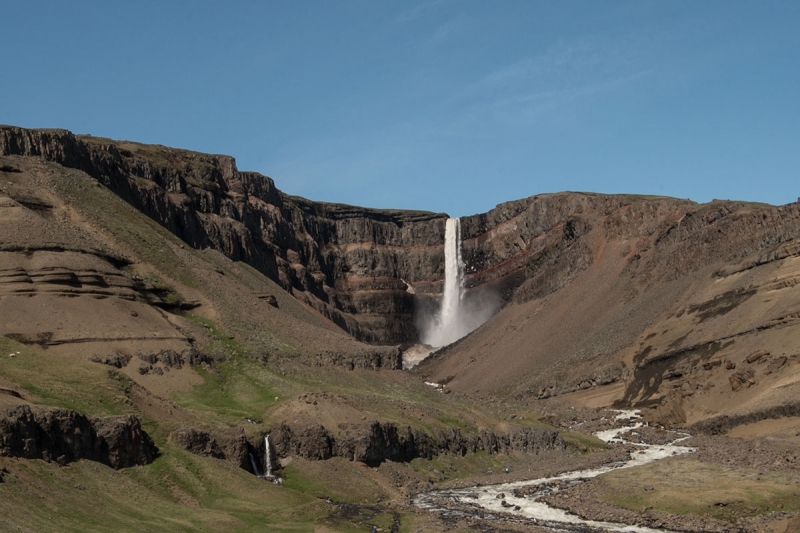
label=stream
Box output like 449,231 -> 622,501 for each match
413,411 -> 695,533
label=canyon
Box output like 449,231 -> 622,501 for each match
1,125 -> 800,532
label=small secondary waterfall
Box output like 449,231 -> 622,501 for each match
264,435 -> 273,478
247,434 -> 282,483
425,218 -> 467,348
248,453 -> 260,477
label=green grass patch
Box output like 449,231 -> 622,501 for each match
140,271 -> 185,307
410,450 -> 522,484
280,464 -> 333,500
435,415 -> 473,430
174,354 -> 301,428
561,431 -> 608,453
319,510 -> 403,533
280,459 -> 388,504
185,314 -> 250,358
176,364 -> 277,426
0,337 -> 129,416
0,443 -> 331,533
507,411 -> 552,429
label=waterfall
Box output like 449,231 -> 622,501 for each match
264,434 -> 273,478
413,216 -> 499,356
248,453 -> 260,477
249,434 -> 282,483
425,218 -> 466,347
441,218 -> 463,339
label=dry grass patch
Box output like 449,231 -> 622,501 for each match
595,456 -> 800,521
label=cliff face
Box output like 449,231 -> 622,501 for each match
0,405 -> 157,469
419,193 -> 800,423
170,420 -> 566,468
4,126 -> 800,351
0,126 -> 447,343
268,420 -> 565,465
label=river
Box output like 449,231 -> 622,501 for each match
413,411 -> 695,533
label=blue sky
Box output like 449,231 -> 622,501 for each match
2,1 -> 798,217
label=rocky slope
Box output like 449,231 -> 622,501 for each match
419,195 -> 800,429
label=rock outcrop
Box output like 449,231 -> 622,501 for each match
690,401 -> 800,435
92,414 -> 159,469
269,421 -> 565,466
311,347 -> 402,370
169,427 -> 258,474
172,420 -> 565,468
0,405 -> 157,469
169,428 -> 225,460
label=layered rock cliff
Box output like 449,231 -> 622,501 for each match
269,420 -> 565,465
170,421 -> 565,469
0,126 -> 447,343
4,126 -> 800,352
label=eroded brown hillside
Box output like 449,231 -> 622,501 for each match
420,194 -> 800,429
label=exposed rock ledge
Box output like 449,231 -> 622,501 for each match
0,405 -> 157,469
690,400 -> 800,435
170,427 -> 254,472
270,421 -> 566,465
171,421 -> 566,470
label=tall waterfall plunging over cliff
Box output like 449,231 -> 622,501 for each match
408,217 -> 502,366
423,218 -> 468,347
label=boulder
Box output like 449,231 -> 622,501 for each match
729,368 -> 755,391
169,428 -> 224,459
746,350 -> 769,364
92,415 -> 158,469
766,356 -> 787,374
